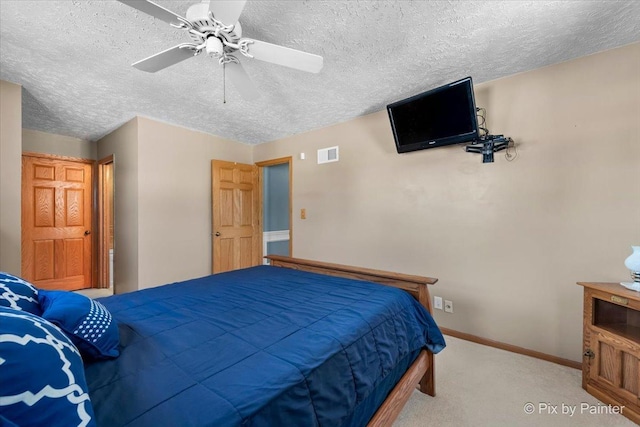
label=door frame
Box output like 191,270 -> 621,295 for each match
256,157 -> 293,258
21,151 -> 98,289
97,155 -> 114,289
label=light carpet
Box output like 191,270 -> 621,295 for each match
394,336 -> 635,426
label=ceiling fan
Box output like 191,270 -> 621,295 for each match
117,0 -> 324,100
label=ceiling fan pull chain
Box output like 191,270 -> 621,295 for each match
218,55 -> 240,104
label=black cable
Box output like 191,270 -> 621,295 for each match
476,106 -> 517,161
476,107 -> 488,137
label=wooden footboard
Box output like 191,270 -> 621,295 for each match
265,255 -> 438,426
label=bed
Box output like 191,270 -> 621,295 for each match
84,256 -> 445,426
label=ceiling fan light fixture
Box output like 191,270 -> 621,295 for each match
206,37 -> 224,56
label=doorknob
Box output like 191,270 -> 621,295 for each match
215,232 -> 221,237
84,230 -> 91,236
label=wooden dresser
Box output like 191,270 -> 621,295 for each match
578,282 -> 640,424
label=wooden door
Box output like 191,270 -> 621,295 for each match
211,160 -> 261,273
22,154 -> 93,290
588,326 -> 640,408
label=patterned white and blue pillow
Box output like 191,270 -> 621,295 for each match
38,290 -> 120,360
0,307 -> 96,427
0,272 -> 41,315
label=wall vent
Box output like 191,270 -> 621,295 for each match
317,146 -> 339,164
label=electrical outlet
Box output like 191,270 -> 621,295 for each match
301,208 -> 306,219
433,296 -> 443,310
444,300 -> 453,313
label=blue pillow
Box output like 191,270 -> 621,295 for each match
38,290 -> 120,360
0,307 -> 96,427
0,272 -> 41,315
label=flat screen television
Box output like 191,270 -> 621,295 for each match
387,77 -> 479,153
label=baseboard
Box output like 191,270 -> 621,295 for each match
440,327 -> 582,370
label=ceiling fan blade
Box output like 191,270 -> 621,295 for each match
132,45 -> 196,73
225,58 -> 260,100
117,0 -> 185,25
241,39 -> 323,73
209,0 -> 247,25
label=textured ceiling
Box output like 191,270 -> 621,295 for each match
1,0 -> 639,144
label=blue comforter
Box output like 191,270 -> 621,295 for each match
85,265 -> 445,426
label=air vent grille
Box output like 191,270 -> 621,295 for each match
317,146 -> 339,164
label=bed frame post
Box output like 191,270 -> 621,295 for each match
418,279 -> 432,313
418,283 -> 436,396
420,352 -> 436,396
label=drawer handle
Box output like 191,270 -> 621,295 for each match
611,295 -> 628,305
583,349 -> 595,359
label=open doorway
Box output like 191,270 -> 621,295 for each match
257,157 -> 292,263
98,155 -> 114,293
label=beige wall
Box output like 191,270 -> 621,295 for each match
95,116 -> 253,292
97,118 -> 139,294
254,42 -> 640,362
23,129 -> 97,159
0,80 -> 22,274
136,117 -> 253,289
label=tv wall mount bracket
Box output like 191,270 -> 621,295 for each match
465,135 -> 512,163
